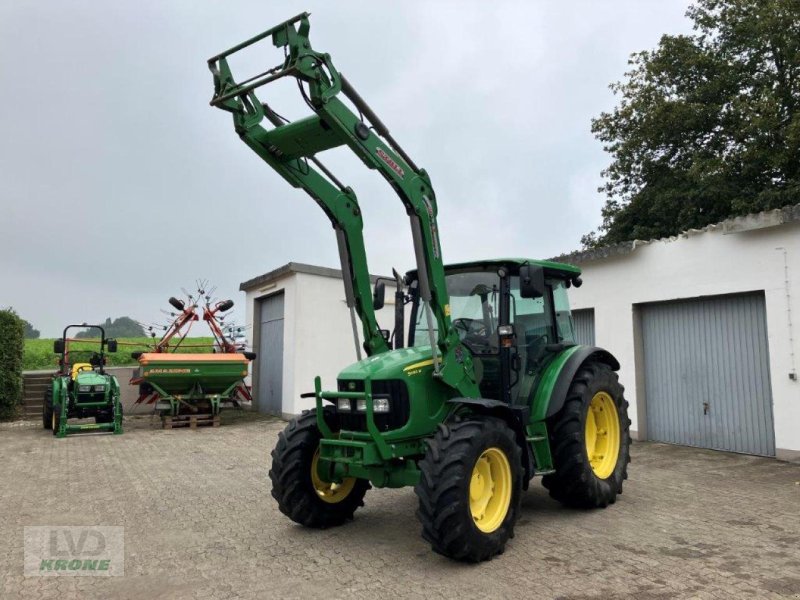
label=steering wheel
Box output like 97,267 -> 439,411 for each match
89,352 -> 103,367
452,318 -> 487,340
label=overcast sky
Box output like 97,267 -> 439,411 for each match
0,1 -> 692,337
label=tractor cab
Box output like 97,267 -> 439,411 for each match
406,259 -> 583,404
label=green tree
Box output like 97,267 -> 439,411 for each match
75,317 -> 145,339
22,319 -> 40,339
0,308 -> 24,420
584,0 -> 800,247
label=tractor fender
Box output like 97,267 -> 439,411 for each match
536,346 -> 620,421
445,398 -> 535,484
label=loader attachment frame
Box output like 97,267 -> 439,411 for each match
208,13 -> 478,396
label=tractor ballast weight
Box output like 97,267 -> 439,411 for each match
209,14 -> 631,562
44,325 -> 123,438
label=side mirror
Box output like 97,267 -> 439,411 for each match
372,281 -> 386,310
53,339 -> 65,354
106,339 -> 118,353
519,264 -> 546,299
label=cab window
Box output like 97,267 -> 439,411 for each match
553,280 -> 575,343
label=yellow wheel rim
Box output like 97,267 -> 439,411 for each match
469,447 -> 512,533
311,449 -> 356,504
585,391 -> 621,479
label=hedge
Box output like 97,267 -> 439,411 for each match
0,308 -> 24,420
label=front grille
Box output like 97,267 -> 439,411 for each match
335,379 -> 411,432
75,391 -> 106,404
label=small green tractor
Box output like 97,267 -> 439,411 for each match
43,325 -> 123,438
209,14 -> 631,562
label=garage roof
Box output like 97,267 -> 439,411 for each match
239,262 -> 388,292
553,203 -> 800,265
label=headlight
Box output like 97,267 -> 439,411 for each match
356,398 -> 390,413
93,385 -> 106,392
78,385 -> 91,392
337,398 -> 351,411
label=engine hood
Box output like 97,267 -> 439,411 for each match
336,346 -> 439,381
74,371 -> 108,386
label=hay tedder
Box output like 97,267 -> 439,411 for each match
131,284 -> 256,428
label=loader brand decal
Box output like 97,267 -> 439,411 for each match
376,147 -> 404,179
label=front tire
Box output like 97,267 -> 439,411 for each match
542,361 -> 631,508
52,407 -> 61,436
43,388 -> 53,430
415,417 -> 523,562
269,410 -> 370,528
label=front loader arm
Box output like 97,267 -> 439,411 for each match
208,13 -> 478,395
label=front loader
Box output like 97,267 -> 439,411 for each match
44,325 -> 123,438
208,13 -> 631,562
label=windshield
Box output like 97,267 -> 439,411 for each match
412,270 -> 500,354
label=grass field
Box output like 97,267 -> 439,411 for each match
24,337 -> 215,371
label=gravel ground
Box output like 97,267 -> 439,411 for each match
1,412 -> 798,600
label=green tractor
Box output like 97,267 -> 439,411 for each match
209,14 -> 630,562
44,325 -> 123,438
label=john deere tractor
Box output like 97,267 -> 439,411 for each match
209,13 -> 630,562
43,325 -> 123,438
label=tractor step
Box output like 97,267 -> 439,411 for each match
162,413 -> 221,430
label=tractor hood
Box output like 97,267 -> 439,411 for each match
336,346 -> 439,381
74,371 -> 108,386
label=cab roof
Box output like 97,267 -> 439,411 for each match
406,258 -> 580,280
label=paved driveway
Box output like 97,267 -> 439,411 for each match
1,413 -> 798,599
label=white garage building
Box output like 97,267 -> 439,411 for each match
240,263 -> 397,419
560,204 -> 800,461
241,205 -> 799,461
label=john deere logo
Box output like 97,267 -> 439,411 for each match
347,382 -> 356,391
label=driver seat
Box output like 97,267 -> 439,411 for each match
70,363 -> 93,380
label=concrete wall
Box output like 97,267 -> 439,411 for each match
111,367 -> 147,414
244,270 -> 397,418
568,220 -> 800,459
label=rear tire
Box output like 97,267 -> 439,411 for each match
43,388 -> 53,430
415,417 -> 523,562
269,410 -> 370,528
542,362 -> 631,508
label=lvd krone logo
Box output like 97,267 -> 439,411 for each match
41,529 -> 111,572
25,526 -> 123,576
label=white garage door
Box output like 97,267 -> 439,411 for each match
641,293 -> 775,456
